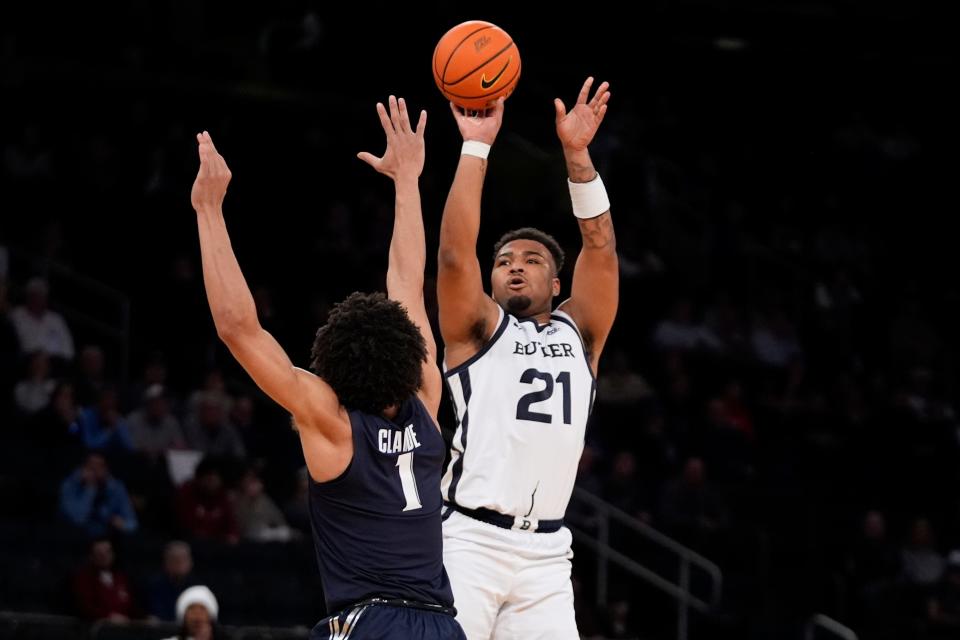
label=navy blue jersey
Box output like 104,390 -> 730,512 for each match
308,395 -> 453,614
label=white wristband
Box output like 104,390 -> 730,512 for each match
461,140 -> 491,159
568,174 -> 610,219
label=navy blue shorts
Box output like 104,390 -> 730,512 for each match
310,599 -> 466,640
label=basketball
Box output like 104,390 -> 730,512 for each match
432,20 -> 521,111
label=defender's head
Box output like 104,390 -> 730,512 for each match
310,292 -> 427,414
491,228 -> 565,318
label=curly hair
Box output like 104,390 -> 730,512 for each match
492,227 -> 565,274
310,292 -> 427,414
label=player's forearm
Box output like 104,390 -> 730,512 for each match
438,156 -> 485,268
386,176 -> 426,296
565,146 -> 614,253
195,208 -> 259,337
577,213 -> 617,254
563,147 -> 598,183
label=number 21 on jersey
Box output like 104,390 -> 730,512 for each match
516,368 -> 572,424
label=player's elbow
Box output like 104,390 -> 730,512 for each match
438,246 -> 472,272
215,315 -> 258,344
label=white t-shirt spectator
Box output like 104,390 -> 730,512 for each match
14,377 -> 57,414
10,306 -> 75,361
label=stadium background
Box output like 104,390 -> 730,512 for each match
1,1 -> 957,638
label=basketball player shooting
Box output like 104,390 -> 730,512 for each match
191,97 -> 465,640
437,77 -> 617,639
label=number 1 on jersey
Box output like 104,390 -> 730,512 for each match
395,452 -> 423,511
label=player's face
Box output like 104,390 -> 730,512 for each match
490,239 -> 560,317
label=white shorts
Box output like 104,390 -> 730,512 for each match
442,510 -> 579,640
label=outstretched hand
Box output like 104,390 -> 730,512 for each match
358,96 -> 426,182
191,131 -> 232,214
555,77 -> 610,152
449,97 -> 504,146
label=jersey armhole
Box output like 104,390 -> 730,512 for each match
551,309 -> 597,383
306,414 -> 358,487
443,307 -> 509,378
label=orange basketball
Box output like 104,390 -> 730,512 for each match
432,20 -> 521,111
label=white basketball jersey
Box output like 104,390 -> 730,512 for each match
441,306 -> 596,521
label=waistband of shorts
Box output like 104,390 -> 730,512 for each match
346,596 -> 457,617
443,501 -> 564,533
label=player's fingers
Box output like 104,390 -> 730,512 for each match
577,77 -> 594,104
554,98 -> 567,124
492,96 -> 505,122
356,151 -> 379,168
415,110 -> 427,138
215,153 -> 231,177
203,131 -> 218,153
197,136 -> 212,169
590,81 -> 610,106
388,95 -> 403,133
596,104 -> 608,125
449,101 -> 463,120
375,103 -> 394,137
398,97 -> 411,133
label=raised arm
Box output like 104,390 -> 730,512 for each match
554,78 -> 619,373
437,99 -> 504,368
190,132 -> 342,438
357,96 -> 442,419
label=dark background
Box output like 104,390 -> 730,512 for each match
1,1 -> 959,639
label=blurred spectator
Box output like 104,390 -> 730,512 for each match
183,391 -> 246,459
71,537 -> 137,622
230,394 -> 262,455
73,344 -> 109,406
751,308 -> 802,368
59,452 -> 138,537
707,379 -> 755,441
901,518 -> 945,588
652,297 -> 721,353
186,370 -> 233,422
926,550 -> 960,638
144,541 -> 197,622
162,585 -> 224,640
604,451 -> 648,520
659,457 -> 730,544
596,350 -> 653,407
124,352 -> 173,413
30,380 -> 80,440
174,457 -> 239,544
9,276 -> 75,362
844,510 -> 898,620
2,124 -> 53,181
600,599 -> 637,639
128,384 -> 185,457
0,278 -> 20,413
283,466 -> 311,534
702,292 -> 750,359
233,467 -> 293,542
567,444 -> 605,530
634,413 -> 677,491
887,298 -> 941,368
28,381 -> 84,477
75,386 -> 135,456
13,350 -> 56,415
814,268 -> 863,341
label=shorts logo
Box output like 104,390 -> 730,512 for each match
520,519 -> 531,530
